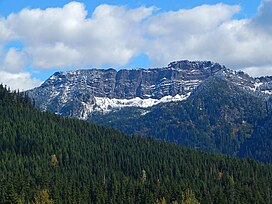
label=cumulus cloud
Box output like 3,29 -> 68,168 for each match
0,48 -> 41,90
0,18 -> 12,44
5,2 -> 155,68
0,71 -> 41,91
144,4 -> 241,65
0,19 -> 40,90
0,48 -> 28,73
0,1 -> 272,91
242,66 -> 272,77
144,2 -> 272,76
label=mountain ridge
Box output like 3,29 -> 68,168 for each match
27,60 -> 272,119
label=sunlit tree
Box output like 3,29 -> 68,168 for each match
32,189 -> 54,204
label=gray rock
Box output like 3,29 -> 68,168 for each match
26,60 -> 272,119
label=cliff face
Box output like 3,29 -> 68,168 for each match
26,60 -> 271,119
39,60 -> 223,98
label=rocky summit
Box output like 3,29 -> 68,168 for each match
26,60 -> 272,119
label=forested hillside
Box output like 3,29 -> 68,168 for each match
1,84 -> 272,203
91,77 -> 272,163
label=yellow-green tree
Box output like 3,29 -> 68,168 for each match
156,197 -> 167,204
32,189 -> 54,204
181,189 -> 200,204
51,154 -> 58,167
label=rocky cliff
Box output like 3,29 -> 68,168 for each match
26,60 -> 272,119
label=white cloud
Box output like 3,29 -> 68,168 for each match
242,66 -> 272,77
0,18 -> 12,60
0,71 -> 41,91
144,4 -> 241,65
26,42 -> 81,68
5,2 -> 155,68
0,18 -> 13,44
0,48 -> 28,73
143,2 -> 272,76
146,4 -> 240,36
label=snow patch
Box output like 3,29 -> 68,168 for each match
94,93 -> 189,113
75,93 -> 191,118
264,90 -> 272,94
141,110 -> 150,116
254,82 -> 263,90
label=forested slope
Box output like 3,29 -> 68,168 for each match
91,77 -> 272,163
1,84 -> 272,203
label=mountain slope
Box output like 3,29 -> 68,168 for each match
91,76 -> 272,162
1,85 -> 272,203
239,113 -> 272,162
26,60 -> 272,163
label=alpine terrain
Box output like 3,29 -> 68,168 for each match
27,60 -> 272,162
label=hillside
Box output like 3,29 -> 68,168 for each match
91,77 -> 272,163
1,85 -> 272,203
26,60 -> 272,163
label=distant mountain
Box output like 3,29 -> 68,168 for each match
26,60 -> 272,162
91,76 -> 272,162
27,60 -> 272,119
2,84 -> 272,203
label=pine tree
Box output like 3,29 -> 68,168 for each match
32,189 -> 54,204
181,189 -> 200,204
156,197 -> 167,204
51,154 -> 58,167
141,169 -> 147,184
4,186 -> 22,204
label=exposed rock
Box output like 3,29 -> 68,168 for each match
26,60 -> 272,119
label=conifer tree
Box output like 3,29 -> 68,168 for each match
32,189 -> 54,204
51,154 -> 58,167
181,189 -> 200,204
4,186 -> 22,204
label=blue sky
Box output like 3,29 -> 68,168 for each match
0,0 -> 271,90
0,0 -> 262,17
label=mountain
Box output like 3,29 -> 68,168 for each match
27,60 -> 272,119
91,76 -> 272,162
26,60 -> 272,162
1,84 -> 272,203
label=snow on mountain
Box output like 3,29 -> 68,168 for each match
76,93 -> 190,119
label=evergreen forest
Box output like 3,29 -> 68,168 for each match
1,84 -> 272,203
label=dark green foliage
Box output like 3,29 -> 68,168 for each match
239,114 -> 272,162
91,78 -> 272,163
0,84 -> 272,203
